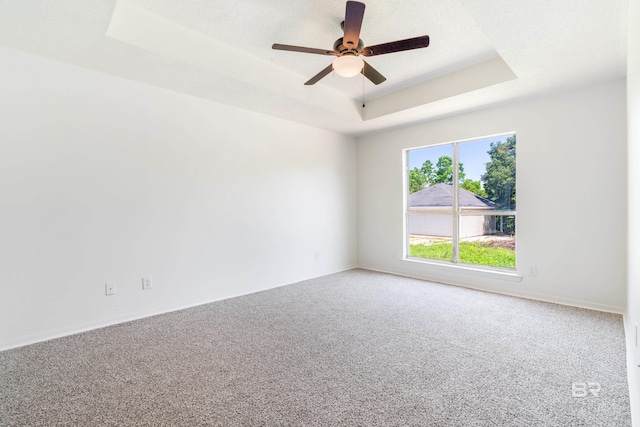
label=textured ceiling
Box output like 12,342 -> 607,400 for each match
0,0 -> 629,136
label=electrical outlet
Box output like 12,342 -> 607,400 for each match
105,282 -> 116,296
528,267 -> 537,276
315,252 -> 319,261
142,277 -> 152,290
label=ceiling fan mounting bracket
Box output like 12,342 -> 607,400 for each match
333,37 -> 364,56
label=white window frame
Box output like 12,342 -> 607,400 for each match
403,133 -> 517,272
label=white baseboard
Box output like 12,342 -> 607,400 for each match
2,263 -> 623,351
0,265 -> 358,352
357,264 -> 625,314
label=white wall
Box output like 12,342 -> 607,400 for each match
0,47 -> 357,350
627,0 -> 640,423
357,79 -> 627,312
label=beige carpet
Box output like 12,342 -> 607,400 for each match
0,269 -> 631,426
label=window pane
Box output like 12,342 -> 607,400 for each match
407,144 -> 455,262
408,215 -> 454,262
457,135 -> 516,270
408,145 -> 454,197
459,135 -> 516,211
458,215 -> 516,269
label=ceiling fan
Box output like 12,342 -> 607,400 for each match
272,1 -> 430,86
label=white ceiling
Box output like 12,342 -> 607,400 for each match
0,0 -> 629,136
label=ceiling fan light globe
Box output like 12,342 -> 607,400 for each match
332,55 -> 364,78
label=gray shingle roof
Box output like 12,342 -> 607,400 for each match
409,183 -> 496,208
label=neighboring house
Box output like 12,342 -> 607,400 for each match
408,183 -> 497,238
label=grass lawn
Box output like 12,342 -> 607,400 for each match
410,241 -> 515,269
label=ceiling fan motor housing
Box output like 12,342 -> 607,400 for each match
333,37 -> 364,56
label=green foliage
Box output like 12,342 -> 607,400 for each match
410,156 -> 466,193
409,242 -> 515,269
434,156 -> 465,185
420,160 -> 436,185
460,179 -> 487,197
481,135 -> 516,210
409,168 -> 427,193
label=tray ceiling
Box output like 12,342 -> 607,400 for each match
0,0 -> 629,135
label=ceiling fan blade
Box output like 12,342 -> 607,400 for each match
305,64 -> 334,85
361,60 -> 386,85
343,1 -> 365,48
361,35 -> 430,57
272,44 -> 337,56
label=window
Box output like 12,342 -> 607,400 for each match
405,133 -> 516,270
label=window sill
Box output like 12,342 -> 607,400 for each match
403,257 -> 523,282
